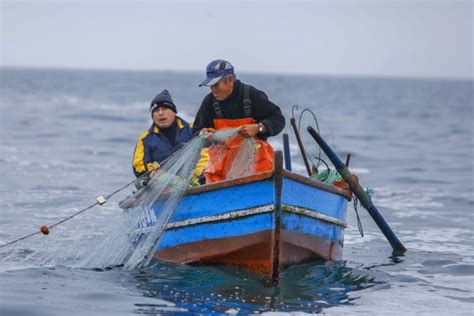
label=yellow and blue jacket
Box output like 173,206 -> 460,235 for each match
132,117 -> 193,177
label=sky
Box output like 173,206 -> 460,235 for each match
1,0 -> 472,79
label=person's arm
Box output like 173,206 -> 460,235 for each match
132,132 -> 155,177
192,95 -> 215,136
254,92 -> 286,137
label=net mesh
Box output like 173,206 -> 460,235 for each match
0,129 -> 258,271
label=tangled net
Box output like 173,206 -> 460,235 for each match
0,129 -> 259,271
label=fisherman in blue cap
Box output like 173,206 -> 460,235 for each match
193,60 -> 285,138
132,89 -> 193,178
193,59 -> 285,183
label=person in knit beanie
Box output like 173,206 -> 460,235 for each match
132,89 -> 193,178
149,89 -> 177,115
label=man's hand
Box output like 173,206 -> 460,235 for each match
238,124 -> 259,138
199,127 -> 216,136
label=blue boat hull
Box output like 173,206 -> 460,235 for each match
121,152 -> 350,277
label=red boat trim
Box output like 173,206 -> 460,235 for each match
154,229 -> 343,276
155,230 -> 275,274
280,229 -> 343,263
186,171 -> 274,195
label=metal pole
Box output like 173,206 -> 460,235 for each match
307,126 -> 406,253
282,133 -> 292,171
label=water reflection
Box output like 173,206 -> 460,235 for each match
131,261 -> 382,314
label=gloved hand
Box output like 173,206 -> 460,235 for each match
149,162 -> 162,179
146,161 -> 161,172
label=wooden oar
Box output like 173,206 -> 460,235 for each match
307,126 -> 406,253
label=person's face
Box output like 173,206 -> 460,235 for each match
210,77 -> 234,101
152,107 -> 176,128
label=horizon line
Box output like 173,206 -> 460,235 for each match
1,64 -> 472,82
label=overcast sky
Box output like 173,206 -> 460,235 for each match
1,0 -> 472,79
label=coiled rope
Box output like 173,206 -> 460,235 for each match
310,169 -> 342,185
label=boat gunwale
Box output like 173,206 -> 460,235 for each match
186,170 -> 351,200
185,170 -> 274,195
281,170 -> 352,200
120,168 -> 351,209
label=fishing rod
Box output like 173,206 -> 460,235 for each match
307,126 -> 406,253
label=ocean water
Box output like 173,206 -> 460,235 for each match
0,67 -> 472,315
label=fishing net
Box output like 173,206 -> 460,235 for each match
82,136 -> 207,270
0,129 -> 258,271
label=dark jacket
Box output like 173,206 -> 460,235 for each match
132,117 -> 193,177
192,80 -> 285,140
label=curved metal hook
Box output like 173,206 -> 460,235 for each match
298,108 -> 320,134
297,108 -> 323,168
291,105 -> 299,121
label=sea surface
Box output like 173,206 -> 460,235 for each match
0,67 -> 472,315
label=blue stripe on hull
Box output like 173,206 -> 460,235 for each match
158,213 -> 273,249
139,175 -> 348,256
282,212 -> 344,245
166,179 -> 274,222
281,178 -> 348,220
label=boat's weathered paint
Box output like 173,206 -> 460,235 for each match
121,151 -> 350,277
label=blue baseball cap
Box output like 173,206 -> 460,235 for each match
199,59 -> 234,87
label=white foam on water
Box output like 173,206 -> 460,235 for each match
371,186 -> 445,218
323,282 -> 473,315
407,228 -> 474,259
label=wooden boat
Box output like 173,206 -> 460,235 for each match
119,151 -> 351,279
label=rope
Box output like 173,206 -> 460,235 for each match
0,171 -> 152,249
0,231 -> 43,249
351,187 -> 373,238
352,194 -> 364,237
310,169 -> 342,185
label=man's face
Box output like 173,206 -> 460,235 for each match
152,107 -> 176,128
210,77 -> 234,101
